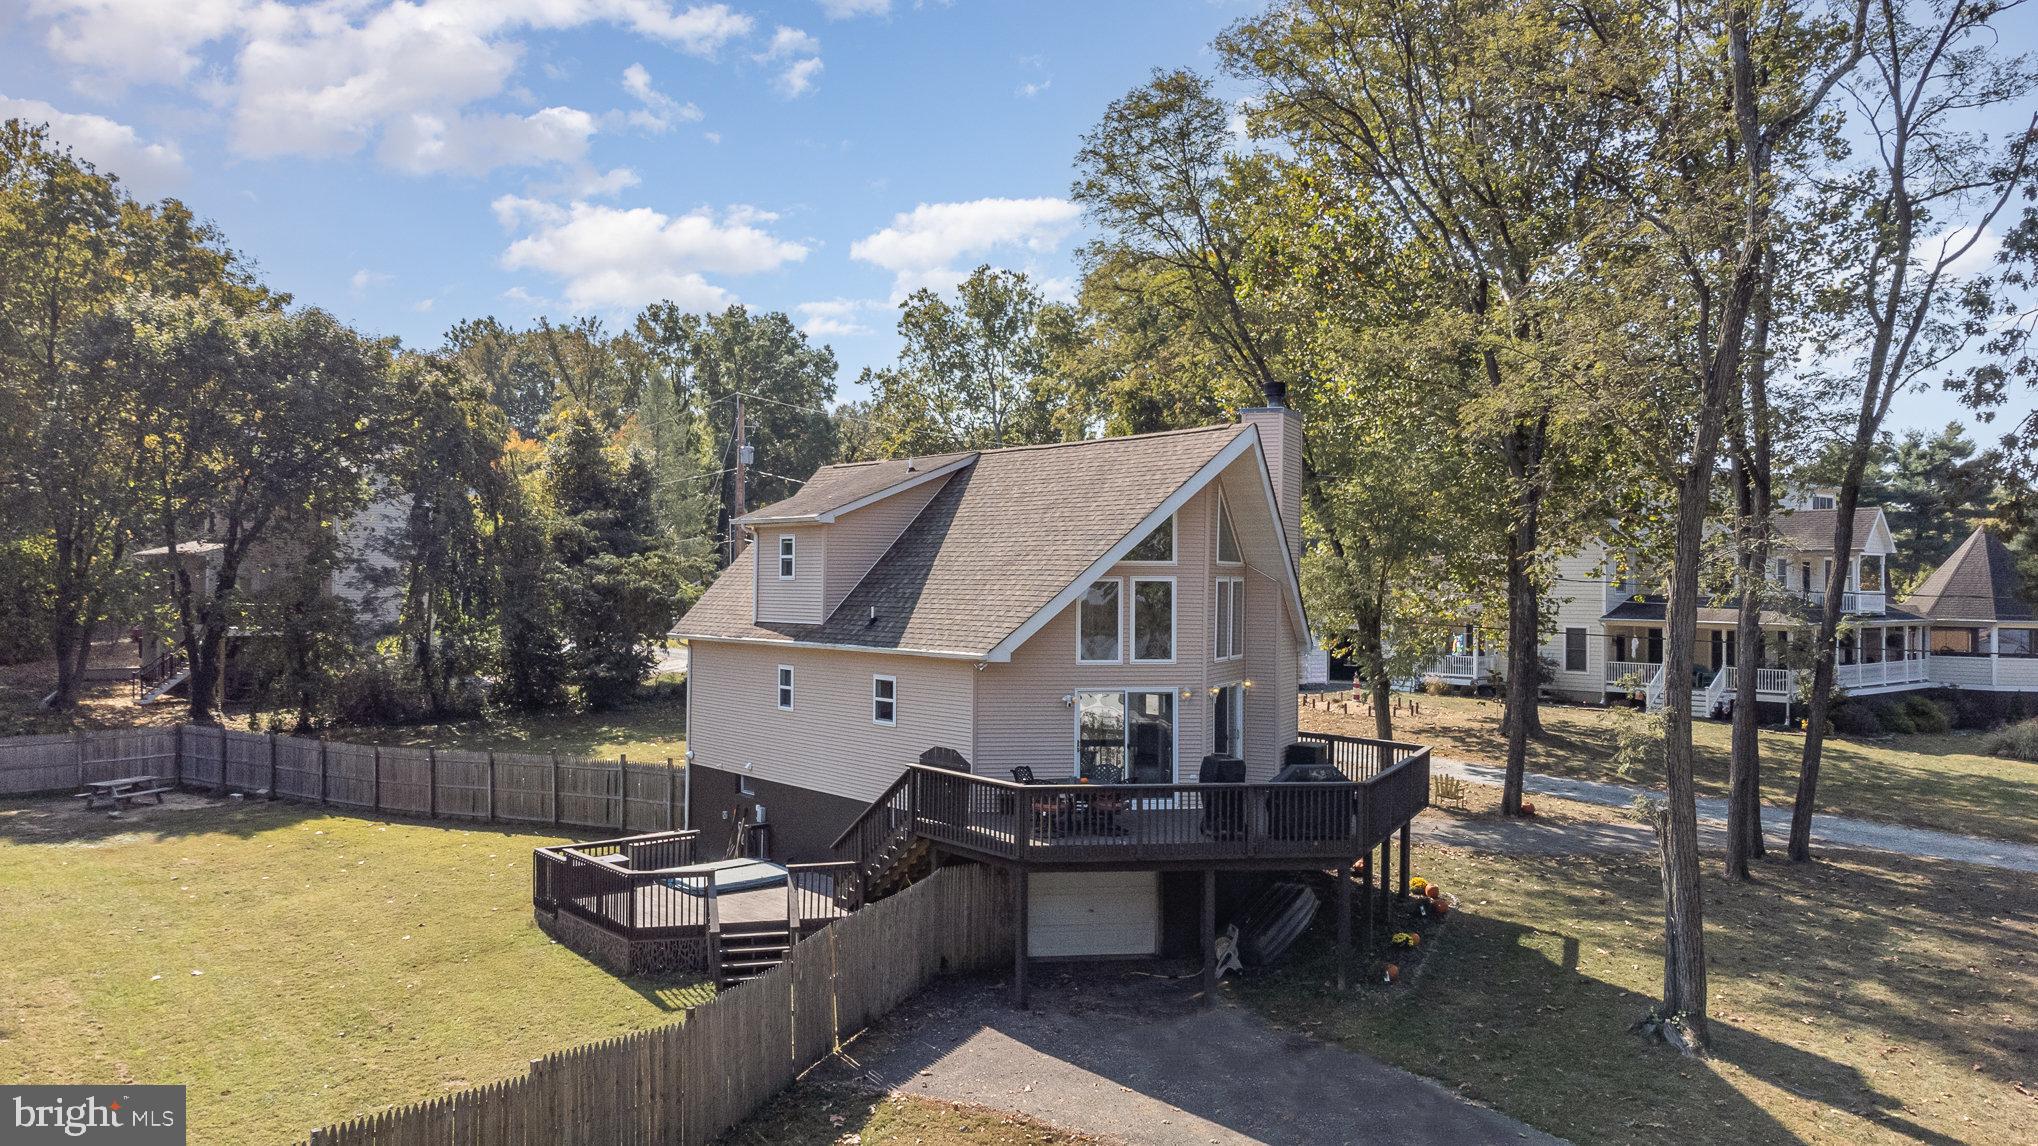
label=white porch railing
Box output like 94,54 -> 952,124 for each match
1805,589 -> 1886,615
1753,667 -> 1795,696
1604,661 -> 1659,688
1695,667 -> 1729,717
1644,666 -> 1667,712
1834,653 -> 1930,690
1426,653 -> 1494,681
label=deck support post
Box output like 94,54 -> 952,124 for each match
1359,856 -> 1375,954
1011,867 -> 1030,1010
1336,863 -> 1352,990
1201,869 -> 1218,1008
1377,835 -> 1391,925
216,727 -> 228,796
267,732 -> 279,799
1398,824 -> 1411,900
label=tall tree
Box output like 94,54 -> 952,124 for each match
866,266 -> 1085,453
444,317 -> 555,437
115,298 -> 399,724
633,305 -> 836,564
1788,0 -> 2035,863
1222,2 -> 1629,815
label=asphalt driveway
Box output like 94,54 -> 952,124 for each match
806,967 -> 1561,1145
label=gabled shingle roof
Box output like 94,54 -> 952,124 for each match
737,451 -> 976,524
1774,507 -> 1884,553
675,424 -> 1251,656
1903,527 -> 2034,623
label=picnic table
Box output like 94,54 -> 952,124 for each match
76,775 -> 172,811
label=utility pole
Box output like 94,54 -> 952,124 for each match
731,392 -> 750,563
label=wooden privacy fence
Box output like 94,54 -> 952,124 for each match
300,863 -> 1014,1146
0,726 -> 685,834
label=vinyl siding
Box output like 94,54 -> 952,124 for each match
1539,541 -> 1610,702
754,525 -> 826,624
332,494 -> 407,628
822,476 -> 952,615
971,462 -> 1298,782
686,639 -> 975,805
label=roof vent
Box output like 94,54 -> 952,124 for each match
868,605 -> 878,626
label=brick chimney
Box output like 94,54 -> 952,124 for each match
1242,406 -> 1303,566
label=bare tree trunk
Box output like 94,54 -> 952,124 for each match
1789,462 -> 1866,860
1727,265 -> 1777,877
1499,416 -> 1546,816
1355,593 -> 1394,741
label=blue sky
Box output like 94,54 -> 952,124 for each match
0,0 -> 2026,438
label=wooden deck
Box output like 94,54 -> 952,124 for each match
532,832 -> 861,944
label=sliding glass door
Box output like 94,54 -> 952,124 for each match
1075,690 -> 1176,784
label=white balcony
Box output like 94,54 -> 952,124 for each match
1803,589 -> 1886,615
1604,660 -> 1660,688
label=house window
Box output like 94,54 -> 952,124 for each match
739,774 -> 755,797
2000,628 -> 2034,657
1214,577 -> 1245,661
1214,684 -> 1244,758
777,535 -> 796,579
1125,515 -> 1175,562
776,665 -> 794,710
1131,577 -> 1175,662
1930,627 -> 1982,655
872,675 -> 897,725
1773,558 -> 1789,585
1215,501 -> 1242,565
1077,580 -> 1121,663
1564,627 -> 1587,673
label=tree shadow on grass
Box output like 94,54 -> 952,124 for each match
0,790 -> 593,847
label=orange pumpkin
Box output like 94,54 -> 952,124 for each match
1383,963 -> 1400,983
1434,901 -> 1450,916
1424,884 -> 1442,899
1520,801 -> 1537,816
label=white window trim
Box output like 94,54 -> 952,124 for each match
1214,498 -> 1242,566
1120,514 -> 1178,565
1129,575 -> 1178,665
777,534 -> 796,580
872,674 -> 897,726
1214,576 -> 1246,662
1563,628 -> 1588,673
738,774 -> 756,797
776,664 -> 795,711
1076,578 -> 1124,665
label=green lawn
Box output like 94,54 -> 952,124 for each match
0,796 -> 702,1144
325,693 -> 688,764
1236,823 -> 2038,1145
723,1090 -> 1104,1145
1305,692 -> 2038,844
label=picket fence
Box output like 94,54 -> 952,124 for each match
0,725 -> 685,833
299,862 -> 1014,1145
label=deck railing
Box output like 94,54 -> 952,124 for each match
848,734 -> 1431,870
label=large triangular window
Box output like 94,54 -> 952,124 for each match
1215,500 -> 1242,565
1125,515 -> 1175,562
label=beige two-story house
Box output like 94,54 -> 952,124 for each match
674,411 -> 1311,864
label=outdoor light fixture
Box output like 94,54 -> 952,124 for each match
1060,693 -> 1075,706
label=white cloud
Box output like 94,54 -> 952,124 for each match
0,95 -> 186,193
348,268 -> 392,296
776,57 -> 824,98
25,1 -> 753,175
755,26 -> 822,98
796,298 -> 883,338
1016,77 -> 1051,98
492,194 -> 567,229
817,0 -> 890,17
499,201 -> 809,311
620,62 -> 703,133
1932,224 -> 2004,279
411,297 -> 436,313
851,196 -> 1082,297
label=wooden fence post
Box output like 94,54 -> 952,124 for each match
617,753 -> 627,831
665,758 -> 676,832
216,726 -> 228,796
372,745 -> 382,813
486,751 -> 497,822
73,730 -> 84,789
268,732 -> 279,799
318,737 -> 328,805
428,747 -> 438,819
172,724 -> 183,790
551,752 -> 562,827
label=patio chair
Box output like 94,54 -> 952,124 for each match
1432,774 -> 1470,810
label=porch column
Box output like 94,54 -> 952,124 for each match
1202,869 -> 1219,1006
1334,867 -> 1350,991
1010,867 -> 1029,1010
1399,823 -> 1411,898
1377,836 -> 1392,925
1358,856 -> 1375,953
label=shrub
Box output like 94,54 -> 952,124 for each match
1421,677 -> 1452,697
1898,694 -> 1951,735
329,659 -> 428,726
1864,699 -> 1914,735
1985,717 -> 2038,762
1830,702 -> 1882,737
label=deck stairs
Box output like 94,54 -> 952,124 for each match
715,922 -> 795,987
138,666 -> 190,705
866,831 -> 933,898
1693,668 -> 1728,720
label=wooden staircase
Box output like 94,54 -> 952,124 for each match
716,922 -> 794,987
830,770 -> 931,905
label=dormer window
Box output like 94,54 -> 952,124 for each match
1812,494 -> 1836,509
778,535 -> 796,579
1125,516 -> 1175,563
